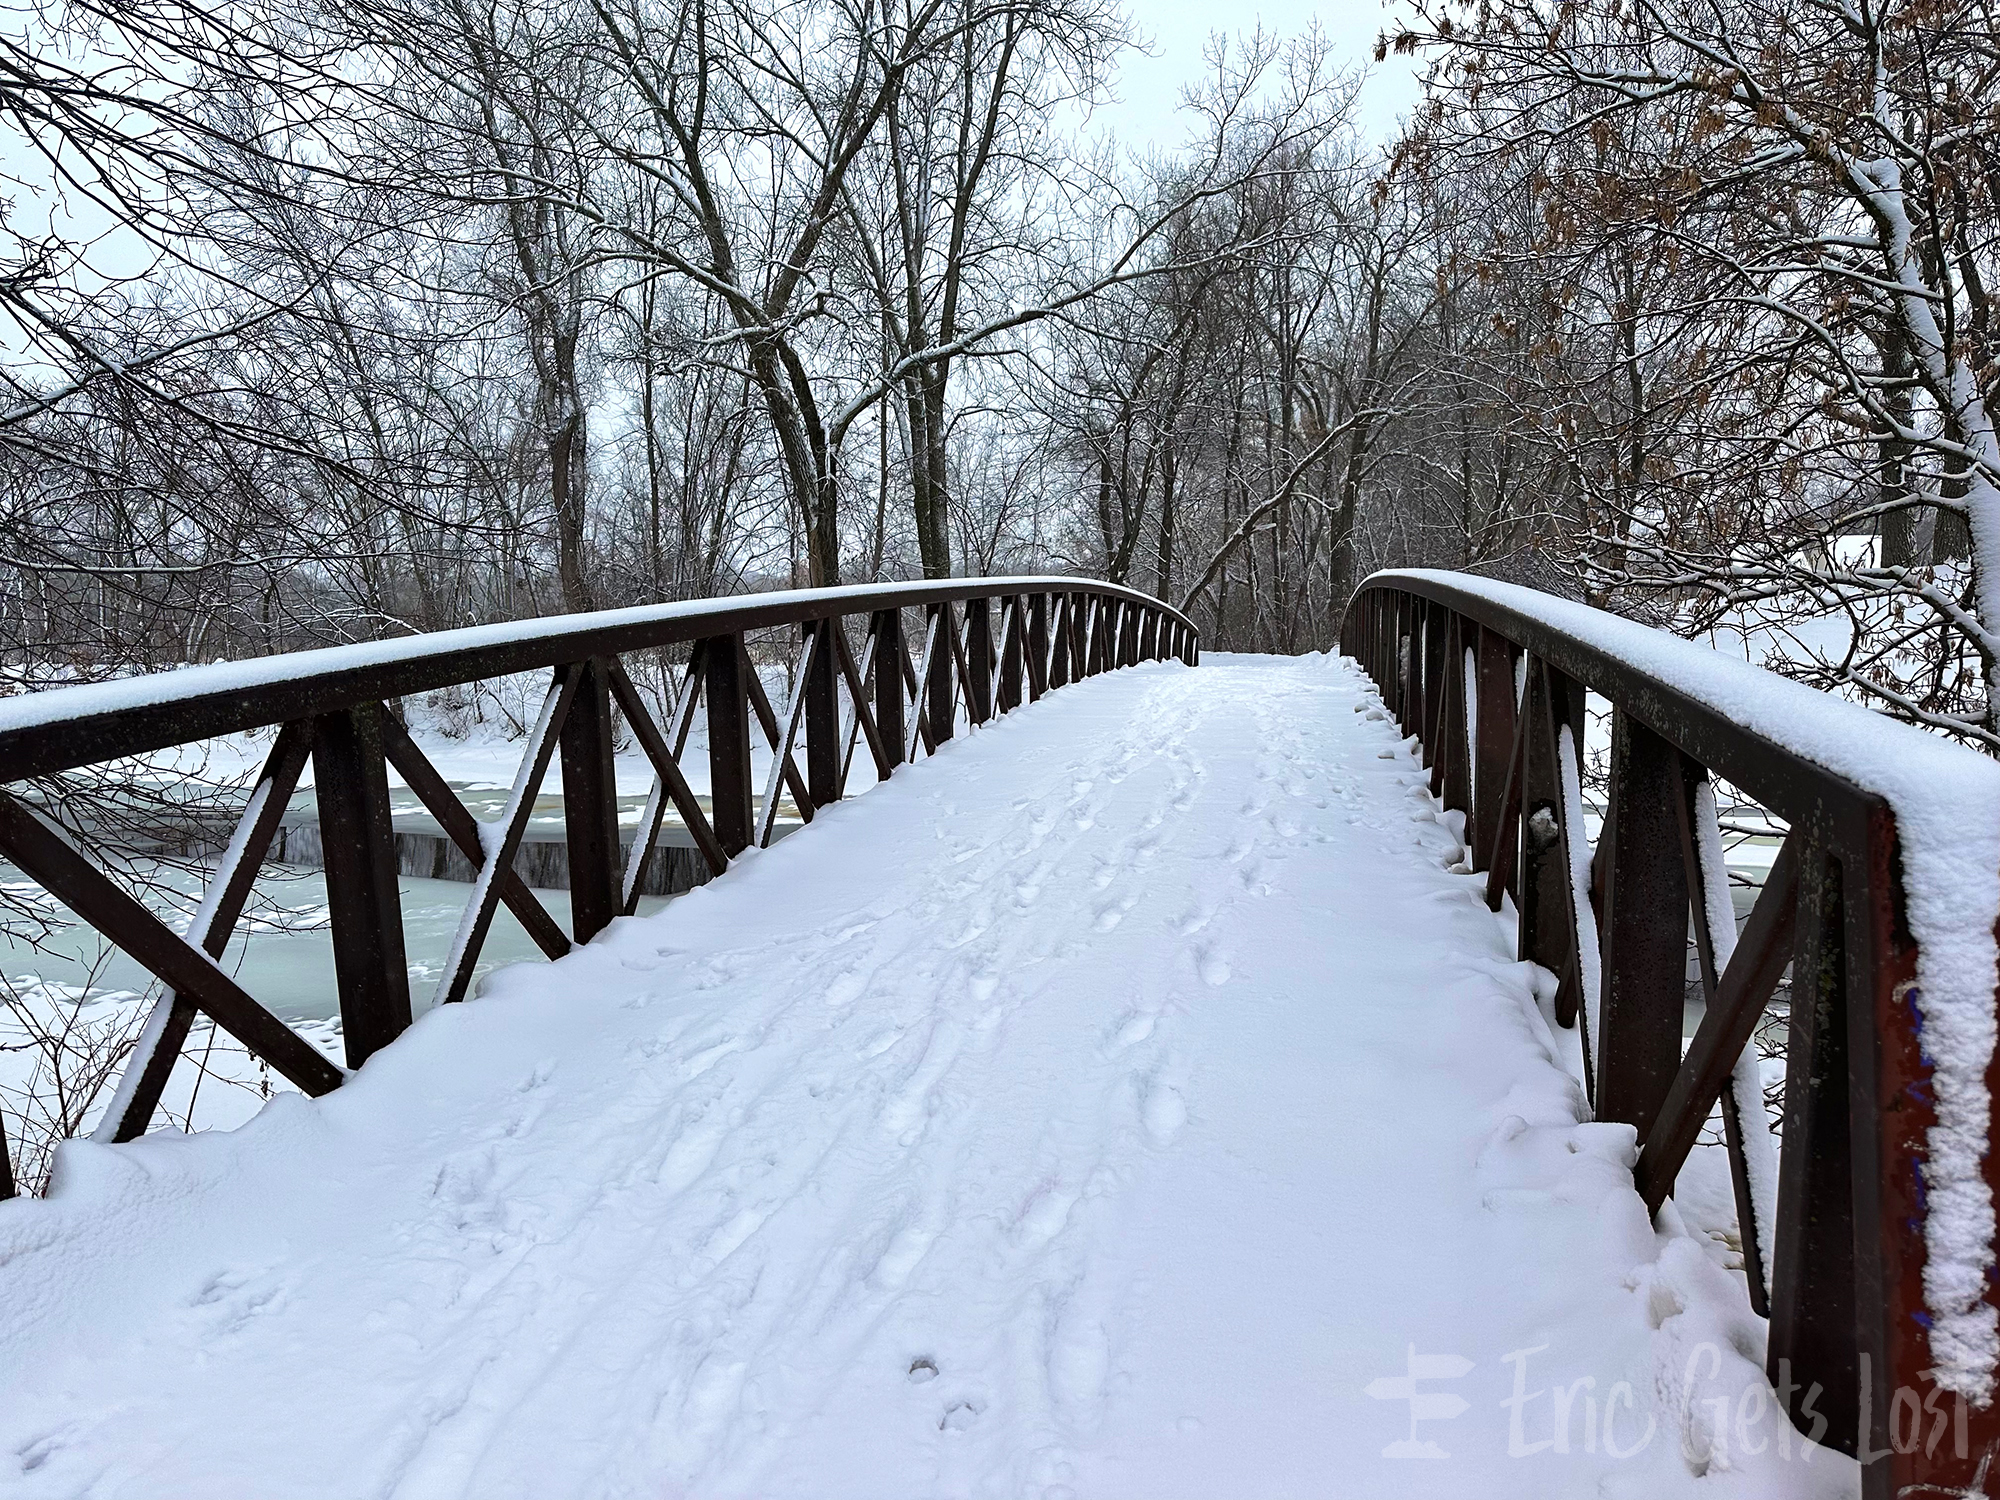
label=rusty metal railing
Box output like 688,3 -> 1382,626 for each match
0,578 -> 1196,1186
1343,569 -> 2000,1497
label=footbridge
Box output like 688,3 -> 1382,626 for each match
0,575 -> 1996,1498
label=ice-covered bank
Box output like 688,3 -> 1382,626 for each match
0,655 -> 1847,1498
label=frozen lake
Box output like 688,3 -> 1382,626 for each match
1,859 -> 671,1027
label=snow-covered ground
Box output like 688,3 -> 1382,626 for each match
0,654 -> 1847,1498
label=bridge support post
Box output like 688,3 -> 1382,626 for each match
1027,594 -> 1050,701
999,597 -> 1024,712
1397,598 -> 1419,736
925,604 -> 956,745
805,619 -> 841,807
1439,614 -> 1472,818
1471,627 -> 1517,878
312,702 -> 412,1067
1594,711 -> 1688,1141
1518,659 -> 1579,1011
965,600 -> 993,721
704,634 -> 754,854
561,657 -> 622,944
1423,606 -> 1450,783
872,609 -> 908,764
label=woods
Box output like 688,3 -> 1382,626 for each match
5,0 -> 1999,746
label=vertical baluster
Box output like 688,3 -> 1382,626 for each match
1376,595 -> 1392,697
872,608 -> 907,765
1398,600 -> 1420,737
313,702 -> 411,1067
1594,710 -> 1691,1143
704,634 -> 754,855
1517,658 -> 1571,998
1422,603 -> 1448,775
999,597 -> 1024,712
1472,626 -> 1517,877
1768,836 -> 1859,1454
560,657 -> 621,944
1049,594 -> 1073,687
924,602 -> 957,743
1440,615 -> 1472,819
1027,593 -> 1050,700
805,618 -> 841,808
965,599 -> 994,720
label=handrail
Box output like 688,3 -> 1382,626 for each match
1343,568 -> 2000,1499
0,576 -> 1191,782
0,577 -> 1197,1194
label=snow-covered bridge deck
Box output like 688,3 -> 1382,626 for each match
0,654 -> 1816,1498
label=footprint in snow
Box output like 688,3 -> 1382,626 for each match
939,1399 -> 983,1432
1093,896 -> 1135,931
1142,1076 -> 1187,1145
1112,1012 -> 1155,1050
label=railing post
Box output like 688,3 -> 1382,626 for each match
1027,593 -> 1050,700
872,608 -> 908,765
1517,658 -> 1572,990
312,702 -> 411,1067
1397,599 -> 1419,736
925,602 -> 957,743
1374,593 -> 1391,695
805,618 -> 841,807
1852,804 -> 1990,1494
560,656 -> 621,944
999,596 -> 1024,712
1593,710 -> 1688,1141
1472,625 -> 1517,877
1422,610 -> 1447,782
1769,835 -> 1859,1455
703,634 -> 754,855
965,599 -> 994,721
1440,614 -> 1472,817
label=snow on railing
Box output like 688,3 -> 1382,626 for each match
1345,569 -> 2000,1500
0,578 -> 1197,1199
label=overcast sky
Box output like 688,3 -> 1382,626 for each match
1098,0 -> 1423,148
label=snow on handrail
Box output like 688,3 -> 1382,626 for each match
1347,569 -> 2000,1491
0,577 -> 1194,783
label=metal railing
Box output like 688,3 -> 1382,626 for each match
1343,570 -> 1998,1497
0,577 -> 1197,1187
